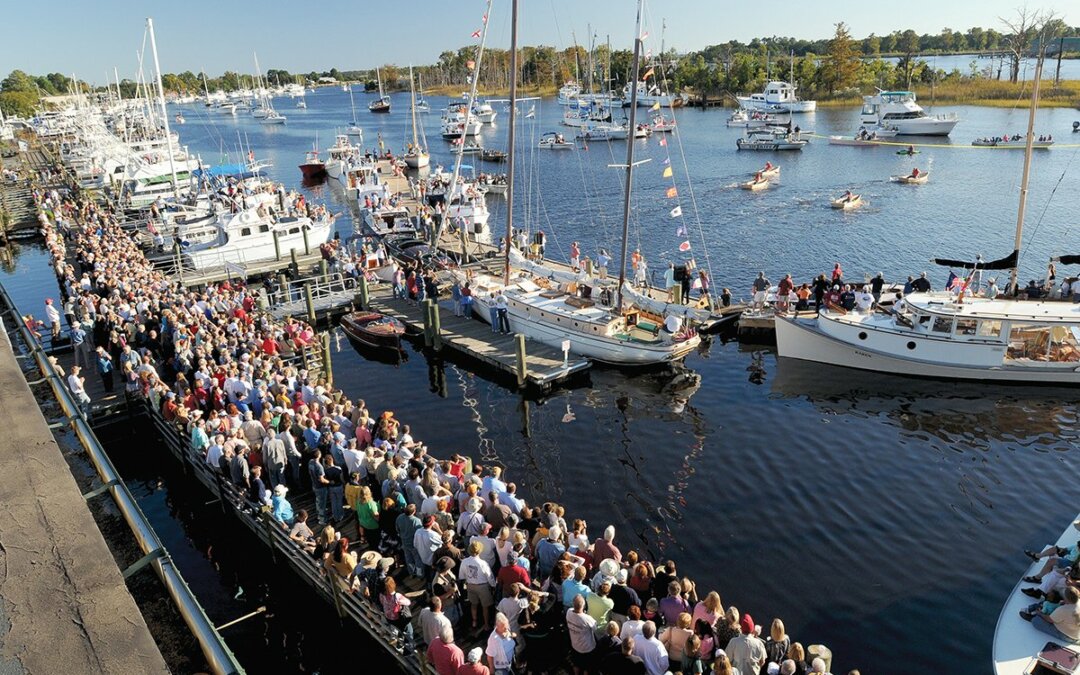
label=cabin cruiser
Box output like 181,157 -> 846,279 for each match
737,80 -> 816,113
860,90 -> 959,136
557,81 -> 582,105
622,81 -> 684,108
324,134 -> 360,179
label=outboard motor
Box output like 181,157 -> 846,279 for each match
1074,121 -> 1079,132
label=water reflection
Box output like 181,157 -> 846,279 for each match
770,356 -> 1076,448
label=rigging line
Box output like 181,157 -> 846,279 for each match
1022,143 -> 1080,262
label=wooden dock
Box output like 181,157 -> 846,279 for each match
364,285 -> 591,389
165,248 -> 329,288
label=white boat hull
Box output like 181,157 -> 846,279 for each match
403,152 -> 430,168
775,315 -> 1080,384
861,115 -> 958,136
185,218 -> 334,270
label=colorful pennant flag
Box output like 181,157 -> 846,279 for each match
641,31 -> 649,40
650,101 -> 661,111
662,166 -> 673,178
642,68 -> 655,79
679,241 -> 692,252
658,137 -> 667,146
471,29 -> 482,38
482,13 -> 488,23
666,186 -> 678,198
676,224 -> 688,236
670,206 -> 682,218
662,157 -> 670,165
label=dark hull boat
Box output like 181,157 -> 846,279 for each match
340,311 -> 405,350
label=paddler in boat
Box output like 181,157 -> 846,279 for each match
905,145 -> 915,155
754,171 -> 764,184
909,167 -> 921,179
842,190 -> 854,203
763,161 -> 773,173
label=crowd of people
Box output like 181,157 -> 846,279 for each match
32,170 -> 862,675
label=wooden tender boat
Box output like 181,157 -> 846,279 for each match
830,193 -> 862,209
740,177 -> 769,191
891,172 -> 929,184
340,311 -> 405,350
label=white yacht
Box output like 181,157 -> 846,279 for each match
323,134 -> 358,179
472,100 -> 497,124
737,81 -> 817,113
622,81 -> 683,108
182,209 -> 334,269
557,81 -> 582,105
859,90 -> 959,136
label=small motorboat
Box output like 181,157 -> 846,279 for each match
891,171 -> 929,184
451,141 -> 484,155
757,164 -> 780,179
481,149 -> 508,162
174,113 -> 185,125
830,192 -> 862,210
740,177 -> 769,191
650,115 -> 677,133
295,99 -> 307,109
298,150 -> 326,179
340,311 -> 406,350
726,109 -> 750,127
538,132 -> 574,149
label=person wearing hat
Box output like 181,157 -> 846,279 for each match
271,483 -> 294,527
458,647 -> 489,675
726,612 -> 766,675
67,364 -> 91,412
609,567 -> 641,625
44,298 -> 61,339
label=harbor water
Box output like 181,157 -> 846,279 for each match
10,89 -> 1080,673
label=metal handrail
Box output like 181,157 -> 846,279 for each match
0,283 -> 243,675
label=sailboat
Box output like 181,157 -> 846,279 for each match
346,85 -> 363,140
252,53 -> 286,124
776,52 -> 1080,385
414,73 -> 430,112
369,67 -> 391,113
403,65 -> 430,168
458,0 -> 700,366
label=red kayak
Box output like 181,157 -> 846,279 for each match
340,311 -> 405,350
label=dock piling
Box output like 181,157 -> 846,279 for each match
431,300 -> 442,351
319,260 -> 328,282
422,299 -> 434,347
357,276 -> 369,310
320,332 -> 333,386
302,228 -> 310,255
273,231 -> 281,261
277,274 -> 288,304
515,334 -> 527,387
304,282 -> 316,324
290,248 -> 299,276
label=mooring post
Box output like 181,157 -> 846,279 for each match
277,274 -> 288,305
515,333 -> 527,387
302,227 -> 310,255
357,275 -> 369,310
273,230 -> 281,261
431,300 -> 442,351
304,282 -> 316,324
319,260 -> 328,282
320,332 -> 333,386
422,299 -> 434,347
290,248 -> 299,277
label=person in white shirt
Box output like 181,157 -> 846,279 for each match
855,286 -> 875,314
565,593 -> 597,673
44,298 -> 61,339
632,621 -> 669,675
205,435 -> 225,468
485,613 -> 517,674
67,366 -> 90,411
458,541 -> 496,632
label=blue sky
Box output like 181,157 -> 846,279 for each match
3,0 -> 1076,83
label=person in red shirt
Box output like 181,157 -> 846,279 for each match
496,550 -> 531,596
426,626 -> 464,675
456,647 -> 490,675
261,333 -> 279,356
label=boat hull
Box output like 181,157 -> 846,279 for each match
340,312 -> 405,350
775,315 -> 1080,384
299,164 -> 326,179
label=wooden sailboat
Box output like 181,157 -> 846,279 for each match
404,65 -> 429,168
369,67 -> 391,113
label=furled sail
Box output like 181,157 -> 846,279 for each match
933,250 -> 1018,270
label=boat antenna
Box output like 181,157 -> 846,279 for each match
503,0 -> 519,286
1007,42 -> 1046,295
614,0 -> 649,313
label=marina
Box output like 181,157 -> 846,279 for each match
3,5 -> 1080,675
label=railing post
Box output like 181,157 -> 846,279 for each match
515,333 -> 528,387
262,514 -> 279,565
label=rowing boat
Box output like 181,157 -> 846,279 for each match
740,178 -> 769,191
830,194 -> 862,210
891,172 -> 929,184
340,311 -> 405,350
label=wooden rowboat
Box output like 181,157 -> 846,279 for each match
830,194 -> 862,210
340,311 -> 406,350
891,172 -> 929,184
740,178 -> 769,191
758,165 -> 780,179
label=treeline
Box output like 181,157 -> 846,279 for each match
3,19 -> 1079,117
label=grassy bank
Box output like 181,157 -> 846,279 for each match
813,78 -> 1080,108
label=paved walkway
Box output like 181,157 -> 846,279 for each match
0,328 -> 168,674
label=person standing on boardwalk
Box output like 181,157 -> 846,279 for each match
95,346 -> 115,393
70,320 -> 91,369
67,365 -> 90,413
44,298 -> 61,339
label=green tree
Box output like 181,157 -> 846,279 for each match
898,29 -> 921,87
822,22 -> 861,93
1,70 -> 36,92
0,90 -> 38,116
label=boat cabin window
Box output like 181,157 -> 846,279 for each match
288,227 -> 300,234
259,224 -> 270,233
977,320 -> 1003,338
955,319 -> 977,336
932,317 -> 953,334
241,227 -> 252,236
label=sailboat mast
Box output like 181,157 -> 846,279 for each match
1008,49 -> 1046,294
409,65 -> 419,147
615,0 -> 646,312
146,17 -> 180,200
503,0 -> 519,286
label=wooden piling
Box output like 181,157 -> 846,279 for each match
357,276 -> 369,310
304,282 -> 316,324
273,231 -> 281,261
422,299 -> 434,347
290,248 -> 299,276
515,334 -> 527,387
430,300 -> 442,351
320,332 -> 333,386
302,228 -> 310,255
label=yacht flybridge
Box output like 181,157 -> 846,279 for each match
737,80 -> 816,113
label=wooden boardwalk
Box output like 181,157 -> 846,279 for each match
165,248 -> 329,288
365,286 -> 591,389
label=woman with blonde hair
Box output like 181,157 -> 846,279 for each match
693,590 -> 724,629
714,606 -> 741,650
660,611 -> 694,661
787,642 -> 808,675
354,485 -> 379,547
713,652 -> 736,675
765,618 -> 791,666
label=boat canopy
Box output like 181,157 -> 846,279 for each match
192,163 -> 252,179
933,250 -> 1018,270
